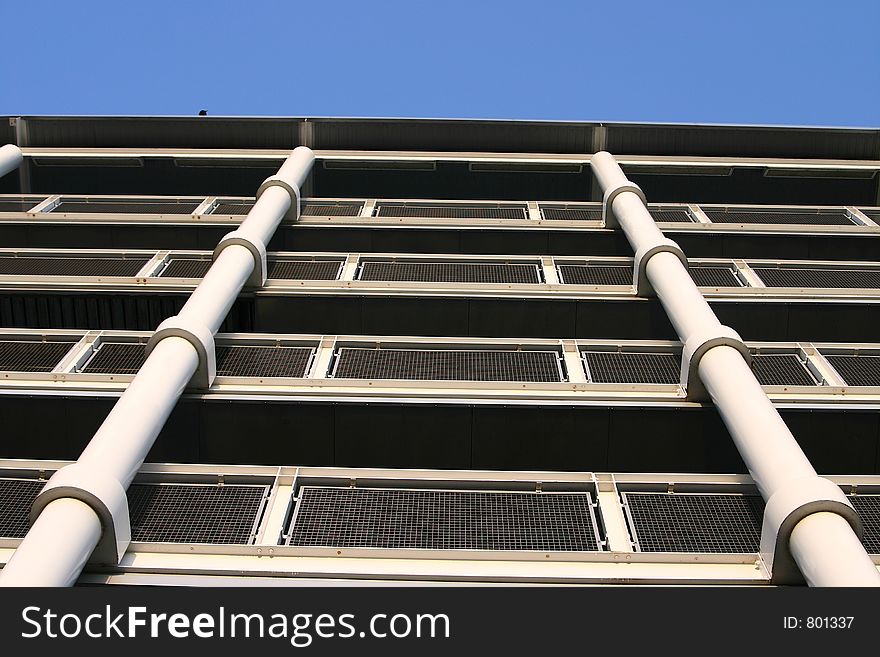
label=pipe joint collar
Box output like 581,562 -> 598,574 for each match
147,316 -> 216,388
632,239 -> 687,296
213,231 -> 267,288
760,476 -> 860,585
602,182 -> 645,228
30,463 -> 131,565
680,325 -> 750,400
257,175 -> 301,219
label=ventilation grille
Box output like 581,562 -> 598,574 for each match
689,266 -> 742,287
0,256 -> 148,277
0,198 -> 42,213
267,259 -> 344,280
333,347 -> 563,382
128,483 -> 268,544
558,264 -> 631,286
215,345 -> 314,378
358,261 -> 541,284
0,340 -> 73,372
301,202 -> 364,217
623,492 -> 765,553
752,267 -> 880,289
649,208 -> 693,223
375,204 -> 528,220
751,354 -> 818,386
52,199 -> 200,214
863,209 -> 880,223
160,258 -> 212,278
584,351 -> 680,384
0,478 -> 44,538
81,342 -> 314,378
540,206 -> 603,221
211,201 -> 254,215
824,355 -> 880,386
705,208 -> 854,226
849,495 -> 880,554
287,487 -> 600,551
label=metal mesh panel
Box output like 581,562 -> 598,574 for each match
824,355 -> 880,386
752,267 -> 880,289
650,208 -> 693,223
333,348 -> 563,382
0,198 -> 42,213
211,201 -> 254,215
584,351 -> 680,384
849,495 -> 880,554
751,354 -> 818,386
53,200 -> 200,214
216,345 -> 314,378
541,206 -> 603,221
301,202 -> 363,217
159,258 -> 212,278
0,340 -> 73,372
558,264 -> 631,285
0,256 -> 148,277
358,261 -> 541,284
689,266 -> 742,287
288,487 -> 600,551
267,259 -> 343,280
0,478 -> 45,538
705,209 -> 854,225
128,483 -> 268,544
81,342 -> 147,374
863,210 -> 880,223
376,204 -> 528,220
623,492 -> 765,553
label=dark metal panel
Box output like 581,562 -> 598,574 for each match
849,495 -> 880,554
558,265 -> 631,285
753,267 -> 880,288
0,340 -> 74,372
376,203 -> 528,220
623,492 -> 764,553
0,479 -> 44,538
215,345 -> 313,378
825,355 -> 880,386
689,266 -> 741,287
159,258 -> 212,278
287,487 -> 600,551
584,351 -> 680,384
706,208 -> 854,226
267,259 -> 343,280
358,261 -> 540,284
750,354 -> 818,386
0,256 -> 148,277
51,199 -> 200,214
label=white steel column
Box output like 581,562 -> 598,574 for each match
0,147 -> 315,587
591,151 -> 880,586
0,144 -> 23,178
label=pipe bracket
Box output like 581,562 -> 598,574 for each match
680,325 -> 750,400
760,476 -> 861,585
602,182 -> 645,228
30,463 -> 131,565
213,231 -> 267,288
257,175 -> 301,220
633,238 -> 687,296
147,316 -> 216,389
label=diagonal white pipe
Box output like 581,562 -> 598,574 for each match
0,144 -> 23,179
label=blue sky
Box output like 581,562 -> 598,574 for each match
1,0 -> 878,126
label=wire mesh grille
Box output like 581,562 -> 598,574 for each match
159,258 -> 212,278
558,264 -> 631,285
623,492 -> 765,553
0,340 -> 73,372
0,478 -> 44,538
267,259 -> 344,280
333,348 -> 563,382
211,201 -> 254,215
358,261 -> 541,284
287,487 -> 600,551
0,256 -> 148,276
752,267 -> 880,289
376,204 -> 528,220
863,210 -> 880,223
824,355 -> 880,386
689,266 -> 742,287
81,342 -> 147,374
649,209 -> 693,223
216,345 -> 314,378
849,495 -> 880,554
127,483 -> 268,544
0,198 -> 41,213
301,202 -> 364,217
705,209 -> 854,225
583,351 -> 680,384
53,200 -> 200,214
751,354 -> 818,386
541,206 -> 603,221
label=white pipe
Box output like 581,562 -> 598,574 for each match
0,147 -> 315,587
0,498 -> 102,587
0,144 -> 23,179
591,151 -> 879,586
789,513 -> 880,586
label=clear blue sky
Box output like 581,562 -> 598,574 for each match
2,0 -> 878,127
